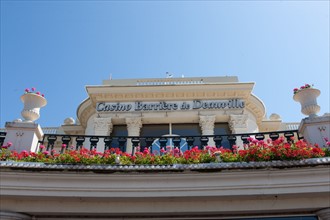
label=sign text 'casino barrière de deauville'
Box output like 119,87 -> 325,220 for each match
96,99 -> 245,112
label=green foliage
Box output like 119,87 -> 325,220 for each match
1,138 -> 328,165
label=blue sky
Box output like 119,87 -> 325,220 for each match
1,1 -> 329,127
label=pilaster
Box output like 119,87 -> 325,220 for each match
126,117 -> 142,153
93,117 -> 113,152
229,114 -> 248,148
229,114 -> 248,134
199,115 -> 216,147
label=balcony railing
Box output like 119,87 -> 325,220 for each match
39,130 -> 302,155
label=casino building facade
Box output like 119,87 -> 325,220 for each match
1,76 -> 329,220
61,76 -> 285,152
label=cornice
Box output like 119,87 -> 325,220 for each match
1,163 -> 329,198
78,84 -> 266,128
76,98 -> 96,128
245,93 -> 266,126
1,162 -> 329,216
86,83 -> 254,103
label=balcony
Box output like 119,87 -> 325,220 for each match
1,129 -> 329,219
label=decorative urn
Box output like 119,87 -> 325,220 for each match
21,93 -> 47,122
293,88 -> 320,118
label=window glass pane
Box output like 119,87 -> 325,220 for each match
140,124 -> 169,149
172,124 -> 201,150
111,125 -> 128,148
111,125 -> 128,136
214,123 -> 230,149
172,123 -> 201,136
141,124 -> 169,137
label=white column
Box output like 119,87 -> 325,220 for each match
316,208 -> 330,220
93,117 -> 113,152
126,117 -> 142,154
199,115 -> 216,147
4,122 -> 43,153
229,114 -> 248,148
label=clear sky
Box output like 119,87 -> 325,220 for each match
1,1 -> 329,127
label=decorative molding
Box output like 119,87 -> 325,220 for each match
229,114 -> 248,133
126,117 -> 142,136
199,115 -> 216,135
80,105 -> 95,129
94,117 -> 112,135
1,166 -> 329,216
78,84 -> 267,132
91,91 -> 252,103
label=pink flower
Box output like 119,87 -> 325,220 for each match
21,150 -> 29,157
324,137 -> 329,142
6,142 -> 12,147
43,151 -> 49,155
31,87 -> 36,91
36,91 -> 40,95
61,144 -> 67,148
42,94 -> 45,97
39,145 -> 45,149
25,88 -> 30,93
293,84 -> 314,94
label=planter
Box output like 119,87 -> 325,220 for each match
21,93 -> 47,122
293,88 -> 320,117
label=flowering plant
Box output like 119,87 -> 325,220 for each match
24,87 -> 45,97
293,84 -> 313,95
1,138 -> 329,165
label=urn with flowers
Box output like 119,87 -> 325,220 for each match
21,88 -> 47,122
293,84 -> 320,118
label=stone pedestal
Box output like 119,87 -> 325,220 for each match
126,117 -> 142,154
298,114 -> 330,148
93,117 -> 112,152
199,115 -> 216,147
4,122 -> 43,152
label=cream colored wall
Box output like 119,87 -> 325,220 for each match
85,113 -> 97,135
245,109 -> 259,133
